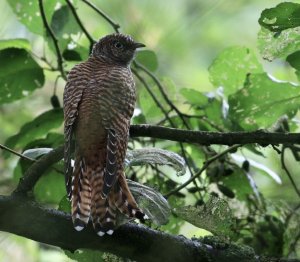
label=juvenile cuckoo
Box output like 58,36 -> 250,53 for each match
63,33 -> 145,236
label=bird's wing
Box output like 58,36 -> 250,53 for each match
100,79 -> 136,197
63,65 -> 87,198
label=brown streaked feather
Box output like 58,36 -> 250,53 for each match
64,34 -> 146,235
71,157 -> 92,231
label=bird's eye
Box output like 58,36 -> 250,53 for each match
114,41 -> 123,49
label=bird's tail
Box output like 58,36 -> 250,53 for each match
90,170 -> 145,236
71,155 -> 145,235
71,156 -> 92,231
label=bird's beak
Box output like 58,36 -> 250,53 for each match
133,42 -> 146,49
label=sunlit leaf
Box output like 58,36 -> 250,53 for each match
136,50 -> 158,72
7,0 -> 63,35
228,73 -> 300,130
174,196 -> 236,237
5,109 -> 63,149
125,148 -> 186,176
209,46 -> 263,96
50,5 -> 83,53
0,48 -> 44,104
259,2 -> 300,32
0,38 -> 30,51
258,27 -> 300,61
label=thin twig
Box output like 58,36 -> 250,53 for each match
132,68 -> 172,124
281,146 -> 300,198
38,0 -> 66,79
81,0 -> 120,33
134,61 -> 190,129
165,144 -> 241,198
65,0 -> 95,51
0,144 -> 35,162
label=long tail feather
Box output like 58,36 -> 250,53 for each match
71,157 -> 92,231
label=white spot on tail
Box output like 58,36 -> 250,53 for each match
97,231 -> 105,237
144,214 -> 149,220
75,225 -> 84,231
106,230 -> 114,235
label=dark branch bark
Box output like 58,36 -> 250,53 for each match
0,195 -> 282,262
11,125 -> 300,195
130,125 -> 300,146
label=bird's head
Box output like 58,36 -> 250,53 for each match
92,33 -> 145,65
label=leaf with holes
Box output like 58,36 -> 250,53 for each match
228,73 -> 300,130
209,46 -> 263,96
0,48 -> 44,104
174,196 -> 236,237
50,5 -> 84,54
258,27 -> 300,62
7,0 -> 64,35
259,2 -> 300,32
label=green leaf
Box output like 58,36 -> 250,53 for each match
136,50 -> 158,72
174,196 -> 236,237
137,84 -> 162,122
0,48 -> 45,104
258,2 -> 300,32
5,109 -> 63,149
228,73 -> 300,130
7,0 -> 63,35
258,27 -> 300,61
24,132 -> 64,150
34,170 -> 65,204
125,148 -> 186,176
0,38 -> 30,51
286,50 -> 300,71
180,88 -> 208,106
50,5 -> 82,52
209,46 -> 263,96
221,169 -> 253,201
58,195 -> 71,213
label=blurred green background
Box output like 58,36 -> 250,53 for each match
1,0 -> 300,261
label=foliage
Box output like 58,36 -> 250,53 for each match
0,0 -> 300,261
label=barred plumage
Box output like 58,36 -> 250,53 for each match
63,33 -> 146,236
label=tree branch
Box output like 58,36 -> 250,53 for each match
38,0 -> 66,79
129,125 -> 300,146
3,195 -> 293,262
81,0 -> 120,33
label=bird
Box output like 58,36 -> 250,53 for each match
63,33 -> 146,236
